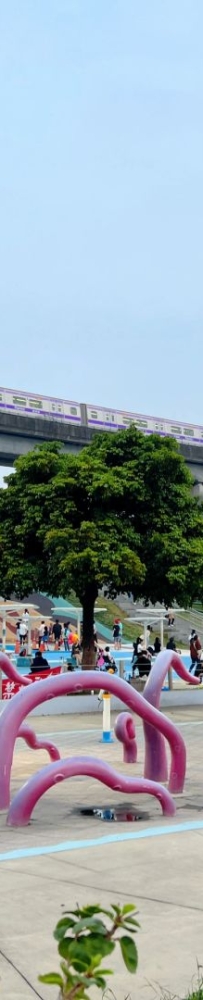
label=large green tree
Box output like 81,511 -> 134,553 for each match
0,427 -> 203,666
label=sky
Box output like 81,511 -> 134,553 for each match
0,1 -> 203,483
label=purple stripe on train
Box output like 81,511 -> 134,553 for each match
87,419 -> 202,443
0,403 -> 81,422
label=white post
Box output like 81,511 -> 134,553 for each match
168,666 -> 173,691
27,614 -> 32,656
102,693 -> 113,743
160,616 -> 164,650
77,615 -> 81,642
119,660 -> 124,680
2,609 -> 6,652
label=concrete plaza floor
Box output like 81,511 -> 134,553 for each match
1,706 -> 203,999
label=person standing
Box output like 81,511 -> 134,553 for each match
43,625 -> 49,646
19,620 -> 27,647
113,620 -> 120,649
118,619 -> 122,649
113,618 -> 122,649
38,620 -> 45,642
64,622 -> 71,651
52,619 -> 62,648
189,630 -> 202,673
22,608 -> 29,629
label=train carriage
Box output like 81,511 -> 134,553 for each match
0,389 -> 82,423
0,387 -> 203,445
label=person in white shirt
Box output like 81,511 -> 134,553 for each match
39,620 -> 45,639
19,621 -> 27,646
22,608 -> 29,626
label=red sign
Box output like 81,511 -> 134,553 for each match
2,667 -> 61,699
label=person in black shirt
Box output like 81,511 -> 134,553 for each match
52,620 -> 62,647
30,650 -> 49,672
166,637 -> 176,651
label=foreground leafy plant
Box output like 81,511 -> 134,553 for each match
39,901 -> 139,998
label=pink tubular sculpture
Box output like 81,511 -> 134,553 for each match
0,650 -> 200,824
143,650 -> 199,788
0,661 -> 188,812
114,712 -> 137,763
7,755 -> 175,826
0,652 -> 32,686
17,724 -> 60,762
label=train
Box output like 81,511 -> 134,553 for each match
0,386 -> 202,445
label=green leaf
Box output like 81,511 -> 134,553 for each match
72,916 -> 106,934
123,916 -> 140,929
94,967 -> 113,977
72,959 -> 90,973
122,904 -> 137,915
80,904 -> 114,920
120,935 -> 138,973
94,975 -> 107,989
78,905 -> 102,916
84,934 -> 115,959
60,936 -> 103,971
38,972 -> 64,986
68,941 -> 92,969
58,937 -> 73,959
54,917 -> 75,940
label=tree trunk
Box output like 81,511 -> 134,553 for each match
82,586 -> 97,669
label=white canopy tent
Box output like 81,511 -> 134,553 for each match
51,606 -> 106,642
125,608 -> 185,649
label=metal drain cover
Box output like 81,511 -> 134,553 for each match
80,807 -> 149,822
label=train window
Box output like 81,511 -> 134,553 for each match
105,414 -> 114,422
13,396 -> 27,405
29,399 -> 43,408
184,428 -> 194,436
90,410 -> 98,418
155,423 -> 163,431
122,417 -> 133,425
135,419 -> 148,428
170,426 -> 181,435
70,406 -> 77,415
51,403 -> 62,411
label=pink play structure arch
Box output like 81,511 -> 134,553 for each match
0,651 -> 199,825
7,755 -> 175,826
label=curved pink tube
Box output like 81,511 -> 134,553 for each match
143,651 -> 200,786
114,712 -> 137,763
0,668 -> 186,809
0,652 -> 32,686
7,754 -> 175,826
17,725 -> 60,762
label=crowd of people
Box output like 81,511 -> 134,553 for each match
130,631 -> 181,679
16,614 -> 80,652
13,609 -> 203,682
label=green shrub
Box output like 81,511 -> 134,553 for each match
39,901 -> 139,998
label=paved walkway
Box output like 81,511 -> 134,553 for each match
1,707 -> 203,998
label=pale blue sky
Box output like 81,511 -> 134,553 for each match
0,0 -> 202,472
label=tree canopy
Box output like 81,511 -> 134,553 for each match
0,427 -> 203,665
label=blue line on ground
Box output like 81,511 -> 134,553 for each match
15,720 -> 203,742
1,818 -> 203,863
